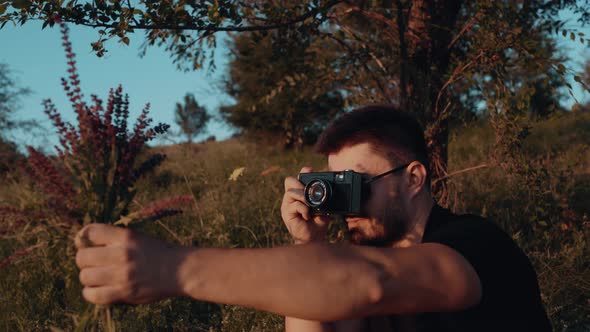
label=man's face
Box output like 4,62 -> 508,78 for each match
328,142 -> 409,247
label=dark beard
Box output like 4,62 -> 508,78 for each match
349,202 -> 408,247
349,229 -> 389,247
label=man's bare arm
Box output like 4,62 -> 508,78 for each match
75,224 -> 481,322
177,243 -> 481,320
285,317 -> 335,332
177,244 -> 383,322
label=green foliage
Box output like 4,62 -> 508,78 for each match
174,93 -> 210,144
0,1 -> 337,70
220,31 -> 344,148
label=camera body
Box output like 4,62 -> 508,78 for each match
298,170 -> 367,216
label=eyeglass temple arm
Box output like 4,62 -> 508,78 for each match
363,163 -> 410,185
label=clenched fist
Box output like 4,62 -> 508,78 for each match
75,223 -> 187,305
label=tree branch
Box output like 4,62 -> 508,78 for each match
432,164 -> 490,185
56,0 -> 344,33
395,0 -> 409,110
448,18 -> 473,50
320,32 -> 394,103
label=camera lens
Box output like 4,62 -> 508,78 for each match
304,180 -> 330,207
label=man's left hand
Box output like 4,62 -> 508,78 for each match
74,223 -> 187,305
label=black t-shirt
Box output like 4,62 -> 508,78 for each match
401,204 -> 552,332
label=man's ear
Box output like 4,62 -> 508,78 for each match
406,161 -> 428,197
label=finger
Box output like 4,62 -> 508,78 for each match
75,224 -> 129,248
313,215 -> 330,226
82,286 -> 123,305
287,201 -> 311,221
285,187 -> 305,203
300,166 -> 313,173
76,246 -> 128,269
284,176 -> 304,192
79,266 -> 116,287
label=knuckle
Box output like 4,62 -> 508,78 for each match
284,177 -> 293,190
280,194 -> 289,208
75,250 -> 84,267
83,287 -> 100,304
79,269 -> 87,285
82,288 -> 92,302
286,206 -> 299,218
287,187 -> 303,197
284,176 -> 302,189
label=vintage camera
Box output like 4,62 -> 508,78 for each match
298,170 -> 368,216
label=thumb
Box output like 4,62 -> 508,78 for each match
300,166 -> 313,173
74,224 -> 126,249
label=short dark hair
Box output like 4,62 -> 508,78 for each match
315,105 -> 430,183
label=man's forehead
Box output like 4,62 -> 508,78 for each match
327,142 -> 392,173
327,152 -> 371,173
327,162 -> 369,173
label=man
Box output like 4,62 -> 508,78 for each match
75,105 -> 551,331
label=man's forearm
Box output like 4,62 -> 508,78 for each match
285,317 -> 334,332
176,243 -> 382,321
285,239 -> 334,331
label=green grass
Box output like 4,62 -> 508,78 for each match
1,112 -> 589,331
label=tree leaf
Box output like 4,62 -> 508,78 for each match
228,167 -> 245,181
11,0 -> 30,10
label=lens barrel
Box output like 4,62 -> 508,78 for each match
304,179 -> 331,207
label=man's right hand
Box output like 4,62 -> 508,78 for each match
281,167 -> 330,244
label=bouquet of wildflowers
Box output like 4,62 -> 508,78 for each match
24,21 -> 194,228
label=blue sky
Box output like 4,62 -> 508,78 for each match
1,21 -> 236,150
1,15 -> 589,152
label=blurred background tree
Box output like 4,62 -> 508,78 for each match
220,30 -> 345,149
579,59 -> 590,111
0,63 -> 34,174
175,93 -> 211,144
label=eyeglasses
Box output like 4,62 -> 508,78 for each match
363,163 -> 411,185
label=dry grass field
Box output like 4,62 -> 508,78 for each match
1,111 -> 589,331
